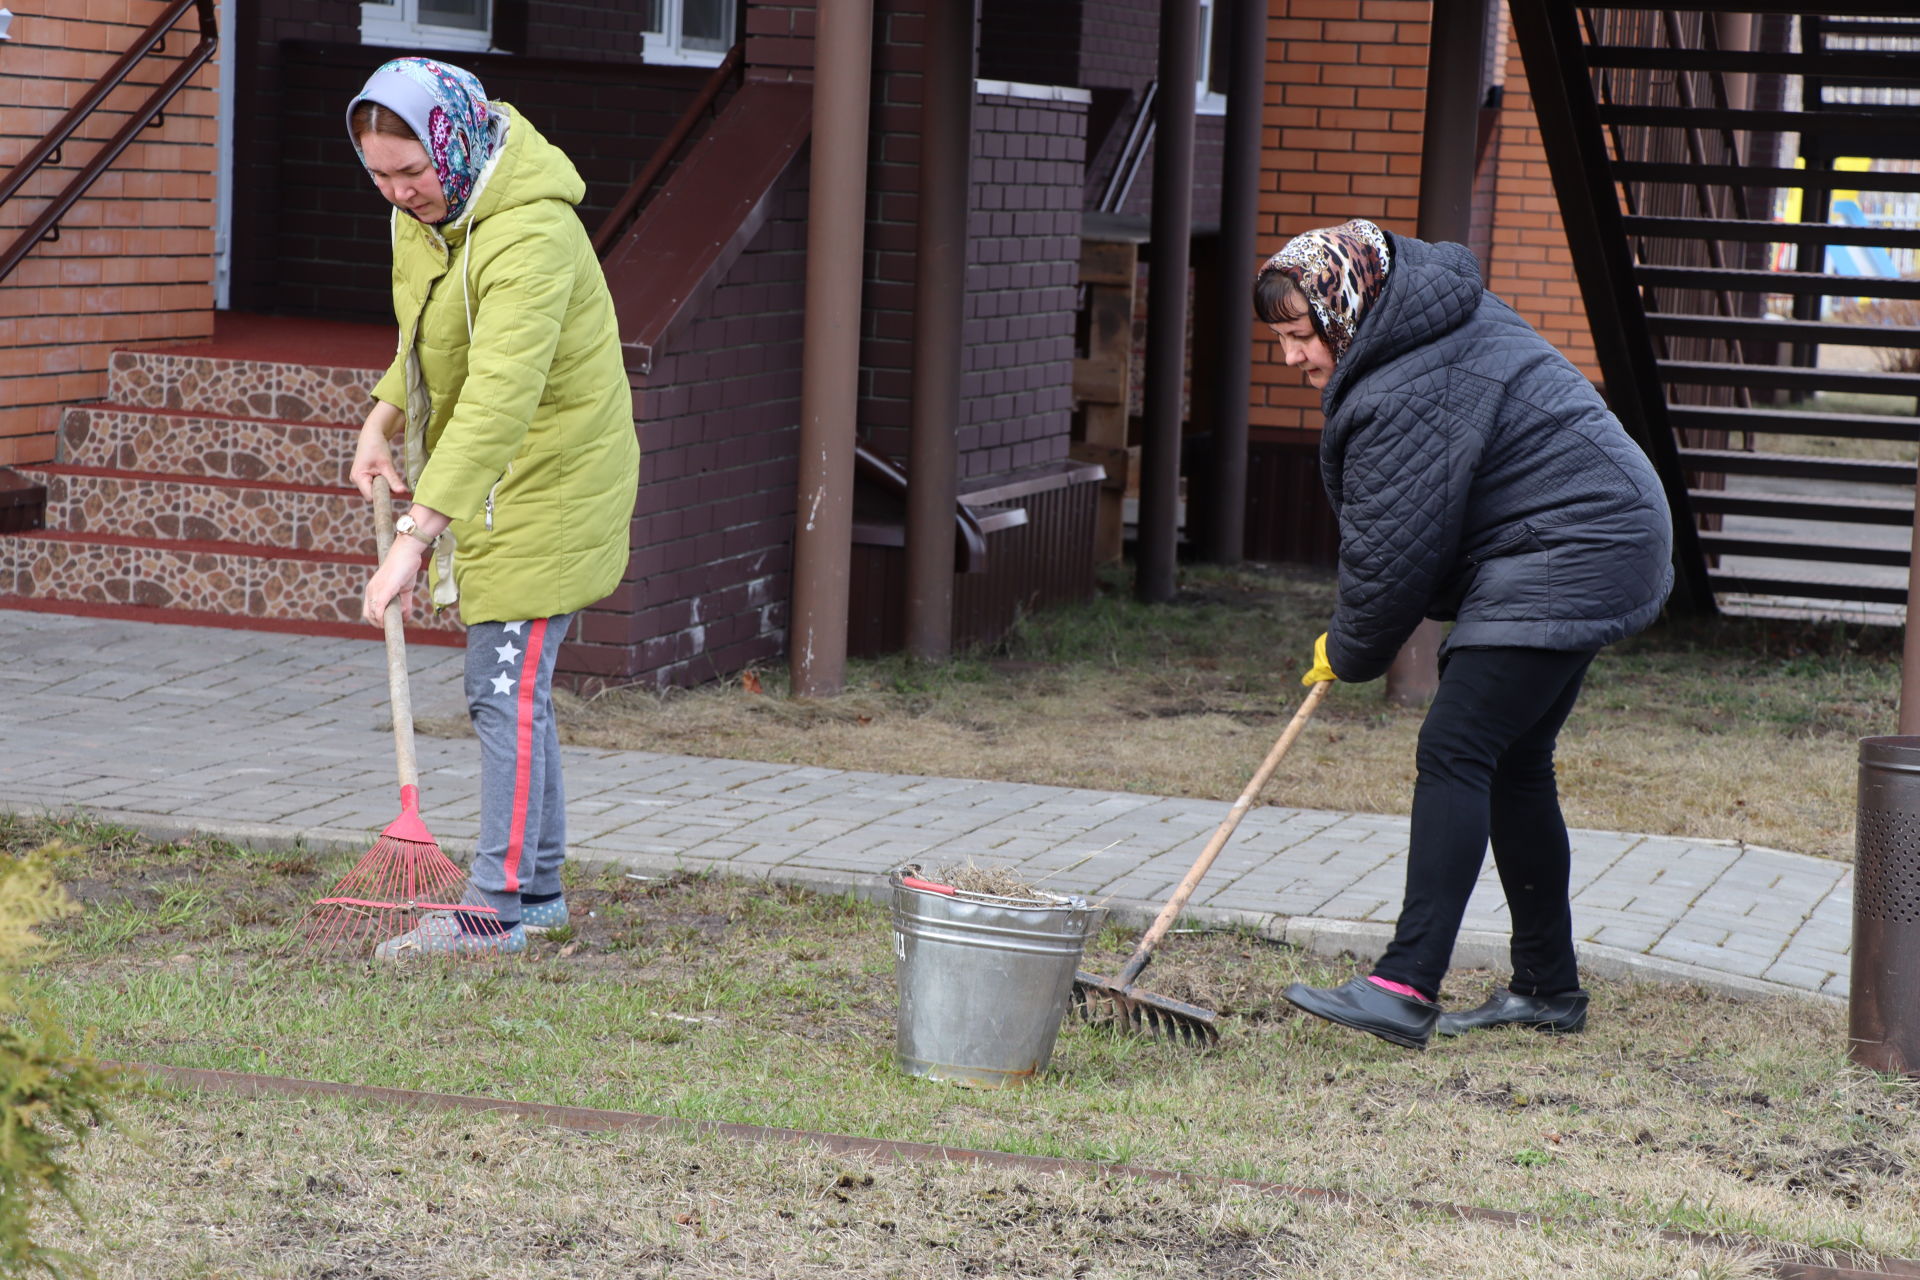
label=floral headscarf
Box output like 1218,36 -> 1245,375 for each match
1258,220 -> 1393,360
346,57 -> 504,225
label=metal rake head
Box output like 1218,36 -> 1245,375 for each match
1071,973 -> 1221,1047
298,833 -> 470,959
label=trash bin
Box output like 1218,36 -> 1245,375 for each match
1852,736 -> 1920,1075
889,869 -> 1100,1088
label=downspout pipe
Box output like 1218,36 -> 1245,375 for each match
1135,0 -> 1201,604
906,0 -> 975,661
1203,0 -> 1266,566
1385,0 -> 1496,706
791,0 -> 876,698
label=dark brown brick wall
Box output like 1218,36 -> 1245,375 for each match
958,92 -> 1084,479
978,0 -> 1081,87
229,0 -> 659,316
562,178 -> 811,689
860,4 -> 1083,480
745,1 -> 817,83
264,45 -> 705,321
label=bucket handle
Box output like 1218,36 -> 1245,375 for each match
900,875 -> 956,895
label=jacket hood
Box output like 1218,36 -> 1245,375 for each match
1321,233 -> 1483,414
451,104 -> 586,233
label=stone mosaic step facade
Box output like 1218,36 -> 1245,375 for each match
0,531 -> 459,636
0,345 -> 463,643
107,348 -> 384,426
59,406 -> 357,489
23,466 -> 376,558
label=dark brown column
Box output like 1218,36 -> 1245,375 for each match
905,0 -> 975,661
1385,0 -> 1496,706
1202,0 -> 1267,566
790,0 -> 876,698
1135,0 -> 1200,603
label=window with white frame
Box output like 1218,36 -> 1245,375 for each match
1196,0 -> 1231,116
361,0 -> 493,53
643,0 -> 736,67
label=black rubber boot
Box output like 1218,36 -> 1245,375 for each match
1435,987 -> 1590,1037
1283,976 -> 1440,1050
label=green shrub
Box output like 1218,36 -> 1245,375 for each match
0,847 -> 119,1280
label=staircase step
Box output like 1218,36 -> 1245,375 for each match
107,348 -> 383,425
1624,215 -> 1920,252
1688,488 -> 1914,526
59,405 -> 358,489
1677,447 -> 1917,488
22,465 -> 383,558
1659,359 -> 1920,398
0,530 -> 462,640
1647,315 -> 1920,349
1669,403 -> 1920,443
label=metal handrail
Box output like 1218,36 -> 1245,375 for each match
1099,79 -> 1157,215
0,0 -> 218,285
591,42 -> 743,258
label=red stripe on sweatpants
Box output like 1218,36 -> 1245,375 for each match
503,618 -> 547,892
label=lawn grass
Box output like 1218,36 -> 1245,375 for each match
482,563 -> 1900,860
13,815 -> 1917,1278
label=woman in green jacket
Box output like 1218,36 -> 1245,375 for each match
345,57 -> 639,959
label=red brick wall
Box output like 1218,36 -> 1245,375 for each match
567,178 -> 811,689
1252,0 -> 1597,433
0,0 -> 219,468
1250,0 -> 1428,437
1485,37 -> 1598,380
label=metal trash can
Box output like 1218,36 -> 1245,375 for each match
889,869 -> 1100,1088
1852,736 -> 1920,1075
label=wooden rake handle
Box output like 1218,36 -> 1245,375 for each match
370,477 -> 420,793
1114,679 -> 1331,988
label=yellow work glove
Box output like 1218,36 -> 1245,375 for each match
1302,632 -> 1338,687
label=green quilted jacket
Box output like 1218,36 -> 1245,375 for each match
371,104 -> 638,625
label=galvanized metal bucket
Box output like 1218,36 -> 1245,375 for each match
889,869 -> 1100,1088
1853,736 -> 1920,1076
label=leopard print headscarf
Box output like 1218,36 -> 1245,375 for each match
1259,220 -> 1392,360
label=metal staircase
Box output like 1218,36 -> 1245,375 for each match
1511,1 -> 1920,619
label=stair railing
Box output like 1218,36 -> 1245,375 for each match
0,0 -> 218,285
591,42 -> 744,259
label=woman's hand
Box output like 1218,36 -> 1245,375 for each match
351,400 -> 410,501
364,535 -> 426,627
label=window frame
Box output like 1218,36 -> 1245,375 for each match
360,0 -> 495,53
642,0 -> 735,68
1196,1 -> 1228,117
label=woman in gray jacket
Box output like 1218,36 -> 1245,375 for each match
1260,220 -> 1673,1050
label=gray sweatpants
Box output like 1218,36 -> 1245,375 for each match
461,613 -> 573,927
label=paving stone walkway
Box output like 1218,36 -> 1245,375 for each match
0,611 -> 1853,1001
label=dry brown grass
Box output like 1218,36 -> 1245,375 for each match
44,1097 -> 1787,1280
437,564 -> 1900,861
25,824 -> 1920,1276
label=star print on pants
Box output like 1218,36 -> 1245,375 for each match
503,620 -> 526,634
490,672 -> 516,697
495,641 -> 521,665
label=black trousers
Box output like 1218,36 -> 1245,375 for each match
1372,645 -> 1596,1001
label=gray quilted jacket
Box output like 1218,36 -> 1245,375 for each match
1319,233 -> 1674,683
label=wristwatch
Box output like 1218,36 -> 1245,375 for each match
393,513 -> 435,547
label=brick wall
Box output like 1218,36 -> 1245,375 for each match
745,1 -> 816,83
522,2 -> 649,61
274,42 -> 706,321
566,178 -> 811,689
1250,0 -> 1430,437
979,0 -> 1081,91
1251,0 -> 1597,434
858,4 -> 1082,481
0,0 -> 219,468
230,0 -> 654,315
1484,35 -> 1598,380
958,90 -> 1084,479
